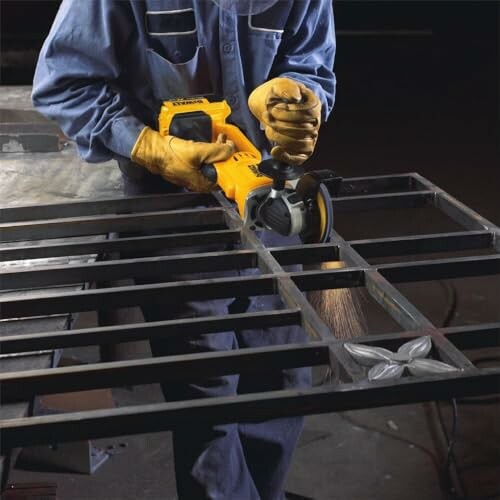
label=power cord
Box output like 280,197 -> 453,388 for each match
435,398 -> 465,499
435,281 -> 465,498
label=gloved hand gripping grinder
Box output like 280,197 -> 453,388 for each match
159,98 -> 341,244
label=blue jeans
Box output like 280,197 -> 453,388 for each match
119,160 -> 311,500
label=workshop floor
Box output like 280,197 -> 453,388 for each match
4,9 -> 500,500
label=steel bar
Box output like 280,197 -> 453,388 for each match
290,268 -> 366,291
0,192 -> 211,223
270,243 -> 340,266
2,367 -> 499,453
0,342 -> 330,403
0,249 -> 258,290
0,309 -> 302,354
0,207 -> 226,243
339,173 -> 427,196
442,323 -> 500,350
0,275 -> 277,319
363,269 -> 433,331
0,229 -> 241,262
411,173 -> 500,234
378,254 -> 500,283
328,229 -> 374,268
350,231 -> 494,259
332,191 -> 433,212
435,193 -> 497,233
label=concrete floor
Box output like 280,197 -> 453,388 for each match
3,8 -> 500,500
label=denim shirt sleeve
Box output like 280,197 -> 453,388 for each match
32,0 -> 144,163
271,0 -> 336,122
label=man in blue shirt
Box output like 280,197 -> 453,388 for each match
33,1 -> 336,498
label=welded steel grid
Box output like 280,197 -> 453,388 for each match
0,173 -> 498,452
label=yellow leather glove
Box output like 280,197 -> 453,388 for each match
131,127 -> 235,192
248,77 -> 322,166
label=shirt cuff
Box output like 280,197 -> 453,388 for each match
109,115 -> 146,159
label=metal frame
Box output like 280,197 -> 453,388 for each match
1,173 -> 499,452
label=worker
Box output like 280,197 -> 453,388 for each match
32,1 -> 336,499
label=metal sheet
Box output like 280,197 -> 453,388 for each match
0,109 -> 63,154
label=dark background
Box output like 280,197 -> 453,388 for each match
1,0 -> 499,222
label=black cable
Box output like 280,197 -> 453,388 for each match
435,398 -> 466,500
446,399 -> 459,472
434,281 -> 467,498
440,280 -> 459,330
435,399 -> 457,471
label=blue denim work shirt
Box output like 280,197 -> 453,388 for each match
32,0 -> 336,163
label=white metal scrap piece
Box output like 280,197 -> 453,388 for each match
344,336 -> 460,381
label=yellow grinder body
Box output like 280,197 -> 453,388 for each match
159,98 -> 271,218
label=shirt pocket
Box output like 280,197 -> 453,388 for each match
146,8 -> 198,63
146,45 -> 213,100
246,2 -> 290,37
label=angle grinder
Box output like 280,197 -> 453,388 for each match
159,97 -> 341,244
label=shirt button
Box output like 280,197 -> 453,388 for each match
223,43 -> 233,54
227,95 -> 239,107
